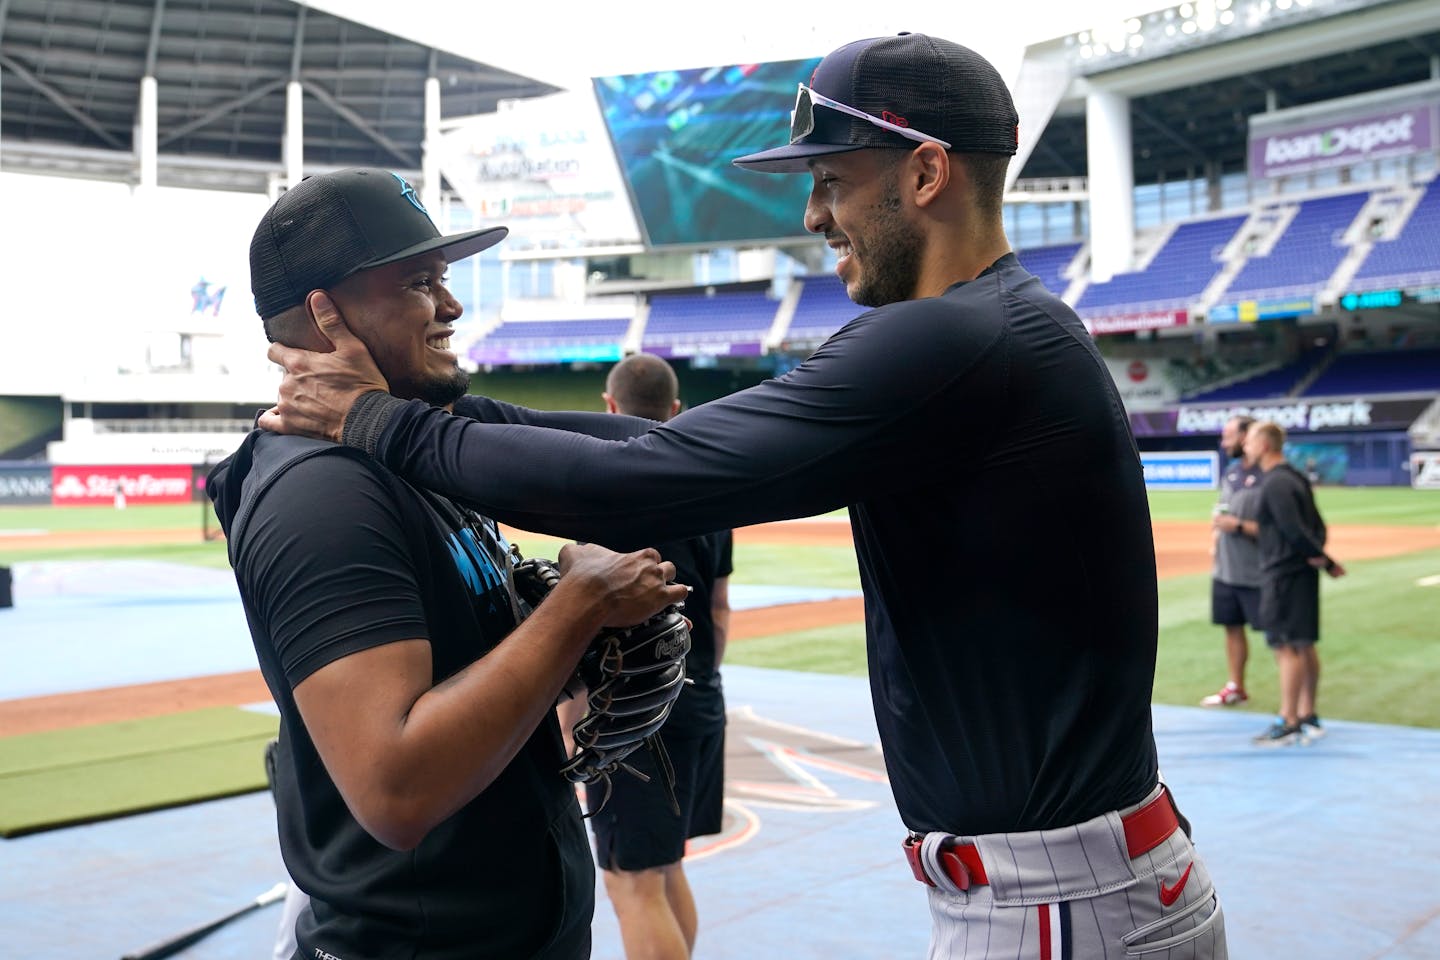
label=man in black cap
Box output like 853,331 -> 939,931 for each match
258,34 -> 1227,957
208,167 -> 688,960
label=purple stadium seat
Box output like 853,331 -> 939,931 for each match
1077,215 -> 1248,313
1221,192 -> 1369,301
1351,180 -> 1440,291
1015,242 -> 1082,297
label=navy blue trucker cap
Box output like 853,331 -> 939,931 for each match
734,32 -> 1019,173
249,168 -> 507,319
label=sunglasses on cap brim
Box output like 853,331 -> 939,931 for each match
789,83 -> 952,149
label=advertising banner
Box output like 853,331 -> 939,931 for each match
1104,358 -> 1180,411
1340,287 -> 1440,309
1084,310 -> 1188,335
1206,297 -> 1316,323
50,465 -> 195,506
0,466 -> 53,505
436,92 -> 642,251
1130,397 -> 1433,437
469,342 -> 625,366
1249,90 -> 1439,179
1142,451 -> 1219,490
646,341 -> 764,360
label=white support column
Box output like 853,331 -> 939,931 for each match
285,80 -> 304,188
1086,88 -> 1134,284
137,75 -> 159,190
422,74 -> 442,214
0,0 -> 6,174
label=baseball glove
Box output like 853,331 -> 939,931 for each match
513,556 -> 692,815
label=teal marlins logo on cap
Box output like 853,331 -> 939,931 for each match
391,172 -> 428,215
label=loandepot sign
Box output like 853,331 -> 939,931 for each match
1128,396 -> 1433,438
1249,82 -> 1440,179
1177,400 -> 1379,434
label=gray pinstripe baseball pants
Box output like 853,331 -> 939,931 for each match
916,785 -> 1226,958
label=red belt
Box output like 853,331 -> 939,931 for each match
902,787 -> 1181,891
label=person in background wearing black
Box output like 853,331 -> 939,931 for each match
559,352 -> 733,960
1242,420 -> 1347,747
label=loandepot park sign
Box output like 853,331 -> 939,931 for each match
1176,400 -> 1378,433
1249,81 -> 1440,179
1129,396 -> 1434,437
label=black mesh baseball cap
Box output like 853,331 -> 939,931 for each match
734,32 -> 1019,173
249,167 -> 507,319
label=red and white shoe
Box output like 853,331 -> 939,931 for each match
1200,682 -> 1248,707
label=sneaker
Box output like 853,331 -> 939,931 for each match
1299,714 -> 1325,740
1200,682 -> 1248,707
1252,720 -> 1306,747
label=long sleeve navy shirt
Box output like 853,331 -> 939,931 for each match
347,254 -> 1161,836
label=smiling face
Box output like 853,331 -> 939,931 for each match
329,252 -> 469,406
803,150 -> 925,308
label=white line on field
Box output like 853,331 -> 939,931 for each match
1417,574 -> 1440,587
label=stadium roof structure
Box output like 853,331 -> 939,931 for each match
1015,0 -> 1440,186
0,0 -> 558,192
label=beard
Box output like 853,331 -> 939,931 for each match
848,177 -> 924,309
398,365 -> 471,408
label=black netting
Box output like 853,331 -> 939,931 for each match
250,179 -> 375,319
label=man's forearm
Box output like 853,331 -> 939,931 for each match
344,393 -> 857,547
454,395 -> 655,440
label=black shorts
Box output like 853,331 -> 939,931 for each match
586,724 -> 725,872
1261,568 -> 1320,648
1211,579 -> 1262,628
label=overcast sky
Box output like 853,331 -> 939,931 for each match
308,0 -> 1166,91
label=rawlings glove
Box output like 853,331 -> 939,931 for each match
513,556 -> 692,815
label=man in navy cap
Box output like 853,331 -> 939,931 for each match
259,34 -> 1227,958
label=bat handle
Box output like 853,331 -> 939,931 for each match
256,881 -> 290,906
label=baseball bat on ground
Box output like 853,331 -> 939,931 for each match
119,881 -> 288,960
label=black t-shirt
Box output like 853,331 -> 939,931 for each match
1256,462 -> 1329,575
208,432 -> 592,960
652,529 -> 733,736
357,253 -> 1161,836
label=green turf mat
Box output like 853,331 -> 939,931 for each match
0,706 -> 279,837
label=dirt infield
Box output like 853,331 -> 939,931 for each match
0,671 -> 273,736
4,517 -> 1437,735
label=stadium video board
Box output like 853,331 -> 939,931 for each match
593,57 -> 822,248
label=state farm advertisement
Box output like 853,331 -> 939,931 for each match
50,465 -> 194,506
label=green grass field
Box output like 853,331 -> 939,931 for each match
1146,487 -> 1440,524
3,488 -> 1437,727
